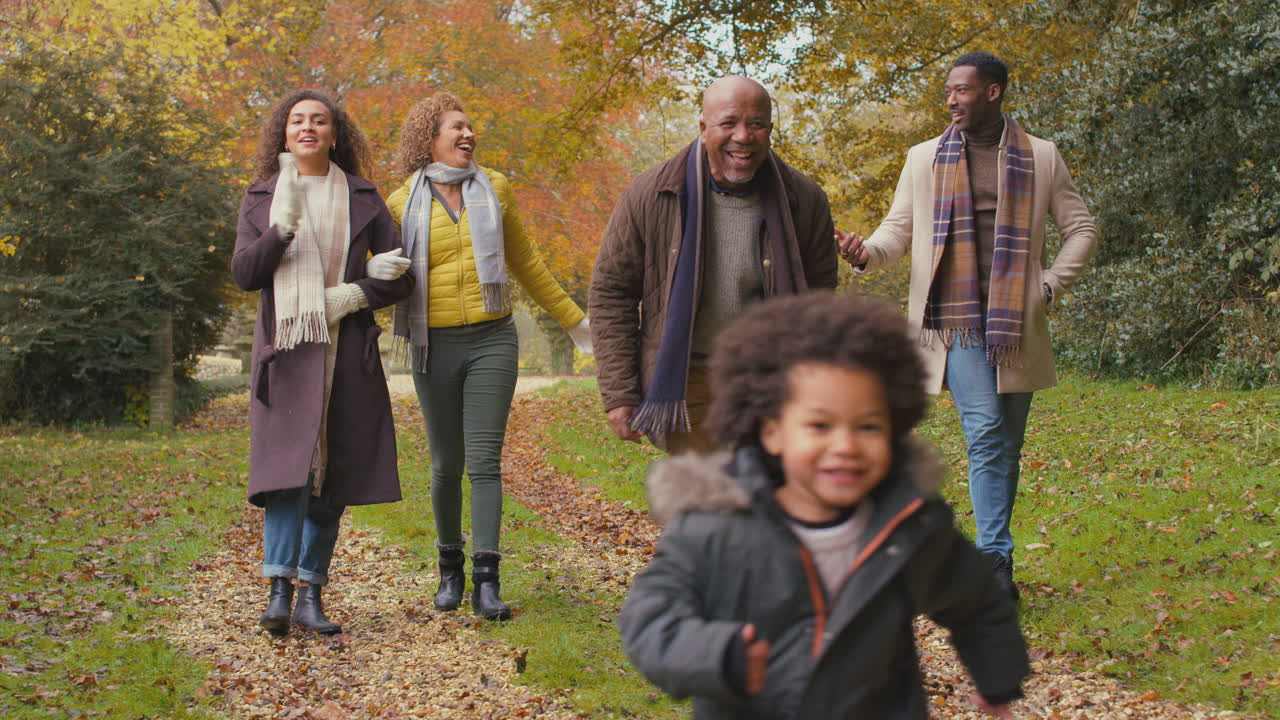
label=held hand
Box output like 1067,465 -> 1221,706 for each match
970,692 -> 1014,719
606,405 -> 644,443
366,248 -> 411,281
324,283 -> 367,325
567,317 -> 593,355
741,623 -> 770,696
270,153 -> 303,237
834,229 -> 868,267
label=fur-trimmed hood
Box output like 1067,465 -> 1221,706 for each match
645,436 -> 945,526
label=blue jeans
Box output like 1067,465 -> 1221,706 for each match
261,478 -> 345,585
945,343 -> 1034,561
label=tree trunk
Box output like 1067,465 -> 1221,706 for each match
148,310 -> 174,429
549,334 -> 574,376
536,310 -> 576,375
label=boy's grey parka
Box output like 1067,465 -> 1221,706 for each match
618,442 -> 1029,720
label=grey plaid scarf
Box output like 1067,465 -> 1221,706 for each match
393,163 -> 507,371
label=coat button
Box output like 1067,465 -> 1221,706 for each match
762,258 -> 772,268
671,246 -> 678,254
887,544 -> 901,556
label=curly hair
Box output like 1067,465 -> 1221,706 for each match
395,92 -> 465,175
251,89 -> 371,184
707,291 -> 929,450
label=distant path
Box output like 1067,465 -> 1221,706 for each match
386,373 -> 567,397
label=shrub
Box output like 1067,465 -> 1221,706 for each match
0,48 -> 237,422
1026,0 -> 1280,387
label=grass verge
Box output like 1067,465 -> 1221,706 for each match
0,422 -> 247,719
537,378 -> 664,508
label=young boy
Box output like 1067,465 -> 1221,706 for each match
618,292 -> 1029,719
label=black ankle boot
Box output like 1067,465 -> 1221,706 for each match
291,583 -> 342,634
259,577 -> 294,634
471,552 -> 512,621
434,547 -> 465,611
984,551 -> 1020,602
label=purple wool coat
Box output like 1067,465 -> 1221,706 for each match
231,170 -> 414,507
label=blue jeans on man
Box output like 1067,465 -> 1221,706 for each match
945,342 -> 1033,577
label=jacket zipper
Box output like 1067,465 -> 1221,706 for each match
454,209 -> 467,325
798,497 -> 926,658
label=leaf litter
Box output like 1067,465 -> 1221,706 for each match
165,387 -> 1259,718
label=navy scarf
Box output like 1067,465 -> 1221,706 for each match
630,141 -> 804,437
630,140 -> 707,436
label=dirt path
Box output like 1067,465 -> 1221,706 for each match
169,385 -> 1253,719
168,382 -> 586,720
169,510 -> 576,719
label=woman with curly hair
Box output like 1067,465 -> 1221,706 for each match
232,89 -> 414,635
385,91 -> 590,620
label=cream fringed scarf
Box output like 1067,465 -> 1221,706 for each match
270,162 -> 350,351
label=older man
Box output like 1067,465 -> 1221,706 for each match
839,52 -> 1097,600
591,76 -> 837,454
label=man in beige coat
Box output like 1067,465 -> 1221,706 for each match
839,52 -> 1096,600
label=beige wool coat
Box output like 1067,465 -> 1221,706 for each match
859,130 -> 1097,394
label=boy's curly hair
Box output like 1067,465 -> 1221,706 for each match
251,89 -> 370,184
395,92 -> 465,175
708,291 -> 928,449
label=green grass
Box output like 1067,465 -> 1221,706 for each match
4,374 -> 1273,717
952,375 -> 1279,715
531,376 -> 1280,716
0,424 -> 247,719
352,391 -> 686,719
538,378 -> 664,508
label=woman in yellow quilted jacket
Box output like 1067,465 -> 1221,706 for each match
381,92 -> 590,621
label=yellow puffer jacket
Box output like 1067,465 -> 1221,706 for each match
385,167 -> 585,329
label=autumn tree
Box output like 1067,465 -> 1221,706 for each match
0,47 -> 237,422
210,0 -> 642,367
5,0 -> 650,378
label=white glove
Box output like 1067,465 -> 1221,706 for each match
324,283 -> 368,325
270,152 -> 302,236
567,316 -> 592,355
366,248 -> 411,281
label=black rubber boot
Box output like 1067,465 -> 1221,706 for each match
471,552 -> 512,621
291,583 -> 342,634
258,577 -> 294,635
984,551 -> 1020,602
434,547 -> 466,611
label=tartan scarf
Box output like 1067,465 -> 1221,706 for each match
924,113 -> 1034,367
270,162 -> 349,351
393,163 -> 507,372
